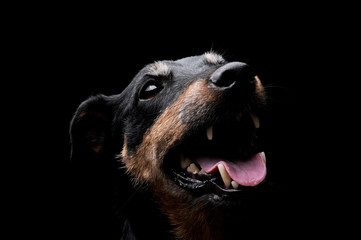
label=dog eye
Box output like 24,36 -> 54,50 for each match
139,81 -> 164,100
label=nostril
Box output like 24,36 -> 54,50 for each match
212,70 -> 238,88
210,62 -> 254,89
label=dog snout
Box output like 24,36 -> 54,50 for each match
209,62 -> 256,92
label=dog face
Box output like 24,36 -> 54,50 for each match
70,52 -> 267,237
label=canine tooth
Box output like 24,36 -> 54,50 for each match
180,154 -> 192,169
250,114 -> 260,128
206,126 -> 213,140
217,164 -> 231,189
187,163 -> 200,173
231,181 -> 239,189
260,152 -> 266,163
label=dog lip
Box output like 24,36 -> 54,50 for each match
170,169 -> 242,194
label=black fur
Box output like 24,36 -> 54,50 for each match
70,53 -> 268,239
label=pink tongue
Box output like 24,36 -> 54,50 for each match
194,153 -> 266,186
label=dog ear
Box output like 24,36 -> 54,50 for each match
70,94 -> 113,169
69,95 -> 120,237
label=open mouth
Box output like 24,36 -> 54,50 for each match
163,111 -> 267,197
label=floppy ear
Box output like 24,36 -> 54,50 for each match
69,95 -> 121,237
70,94 -> 113,169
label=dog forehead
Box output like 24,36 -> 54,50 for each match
175,52 -> 225,67
131,52 -> 226,87
162,52 -> 226,77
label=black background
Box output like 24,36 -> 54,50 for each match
9,3 -> 356,239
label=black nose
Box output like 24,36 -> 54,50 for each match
210,62 -> 255,90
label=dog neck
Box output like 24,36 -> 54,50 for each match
156,191 -> 226,240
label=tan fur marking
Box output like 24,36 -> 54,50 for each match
178,80 -> 223,125
160,197 -> 224,240
148,61 -> 171,77
120,77 -> 265,239
121,79 -> 220,186
254,75 -> 266,101
121,91 -> 187,185
184,79 -> 220,104
204,51 -> 225,65
90,139 -> 103,153
121,79 -> 223,239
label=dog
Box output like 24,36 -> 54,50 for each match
70,52 -> 268,240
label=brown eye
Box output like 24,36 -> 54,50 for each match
139,81 -> 163,100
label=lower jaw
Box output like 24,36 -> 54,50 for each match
165,167 -> 269,207
169,169 -> 248,203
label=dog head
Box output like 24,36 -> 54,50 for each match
70,52 -> 267,238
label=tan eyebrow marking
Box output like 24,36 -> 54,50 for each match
147,61 -> 171,77
203,51 -> 225,65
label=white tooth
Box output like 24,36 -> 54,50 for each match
260,152 -> 266,163
180,154 -> 192,169
187,163 -> 200,174
206,126 -> 213,140
217,164 -> 231,189
198,169 -> 207,175
231,181 -> 239,189
250,113 -> 260,128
